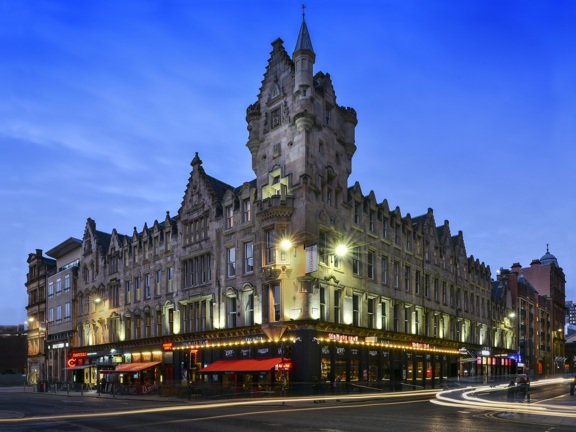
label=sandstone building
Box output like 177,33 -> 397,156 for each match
28,16 -> 516,393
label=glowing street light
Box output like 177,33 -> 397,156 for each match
279,239 -> 293,251
335,244 -> 348,257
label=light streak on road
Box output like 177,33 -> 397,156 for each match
0,389 -> 439,424
431,377 -> 576,419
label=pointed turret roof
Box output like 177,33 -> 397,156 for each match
294,10 -> 314,54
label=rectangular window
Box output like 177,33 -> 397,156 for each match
320,286 -> 327,321
424,274 -> 430,298
367,251 -> 375,279
368,298 -> 375,329
166,231 -> 172,251
414,310 -> 420,335
200,254 -> 211,284
334,290 -> 341,324
383,219 -> 388,239
145,274 -> 151,298
434,278 -> 439,301
125,317 -> 131,341
56,305 -> 62,322
271,285 -> 281,322
353,294 -> 360,326
265,229 -> 275,265
65,303 -> 71,321
354,202 -> 361,224
244,293 -> 254,326
226,205 -> 234,229
145,314 -> 151,338
352,247 -> 360,275
369,211 -> 375,231
56,279 -> 61,295
110,283 -> 120,308
242,199 -> 251,223
135,277 -> 141,301
155,270 -> 162,296
404,266 -> 412,291
156,311 -> 162,336
393,304 -> 400,332
227,296 -> 237,328
244,242 -> 254,273
415,270 -> 421,295
227,247 -> 236,277
136,316 -> 141,339
404,308 -> 410,333
393,261 -> 400,288
381,256 -> 388,284
183,254 -> 212,287
442,282 -> 447,304
381,301 -> 388,330
64,275 -> 70,292
167,267 -> 173,292
49,308 -> 54,323
48,282 -> 54,298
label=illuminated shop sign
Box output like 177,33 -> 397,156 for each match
72,352 -> 88,358
328,333 -> 359,342
277,362 -> 292,371
163,342 -> 173,351
411,342 -> 430,349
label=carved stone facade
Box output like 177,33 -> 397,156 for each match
33,17 -> 516,391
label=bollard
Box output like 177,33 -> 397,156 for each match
570,382 -> 575,396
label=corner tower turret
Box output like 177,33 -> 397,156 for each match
293,11 -> 315,98
245,9 -> 358,230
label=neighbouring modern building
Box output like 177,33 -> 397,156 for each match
27,15 -> 517,395
45,238 -> 82,385
566,301 -> 576,326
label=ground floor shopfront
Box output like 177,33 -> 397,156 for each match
67,324 -> 516,395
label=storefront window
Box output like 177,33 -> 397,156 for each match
406,362 -> 413,380
379,351 -> 390,382
320,351 -> 331,382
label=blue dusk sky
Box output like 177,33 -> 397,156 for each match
1,1 -> 575,325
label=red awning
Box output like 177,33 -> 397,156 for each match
109,361 -> 161,373
199,357 -> 287,373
